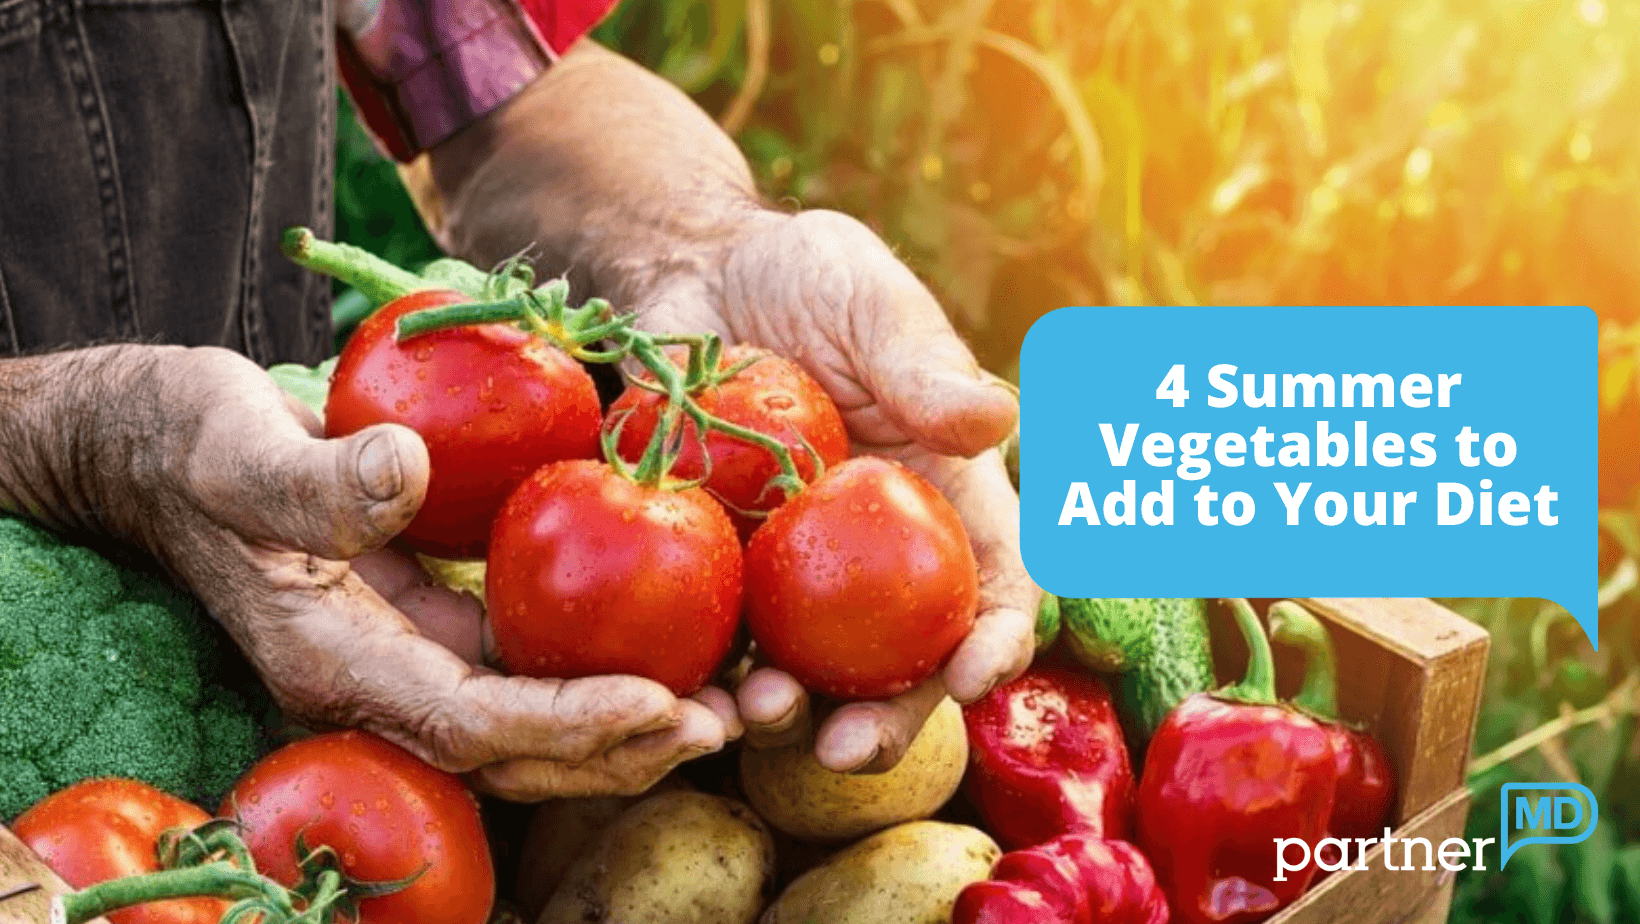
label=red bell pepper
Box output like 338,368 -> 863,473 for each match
1136,599 -> 1338,924
1267,600 -> 1396,873
952,881 -> 1064,924
963,666 -> 1135,850
953,835 -> 1169,924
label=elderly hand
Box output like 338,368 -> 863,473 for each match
633,209 -> 1040,772
420,41 -> 1039,772
0,344 -> 737,799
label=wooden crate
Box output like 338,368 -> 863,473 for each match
1249,598 -> 1491,924
0,827 -> 107,924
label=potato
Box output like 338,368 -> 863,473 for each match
760,821 -> 1000,924
515,795 -> 644,919
740,696 -> 968,842
538,791 -> 775,924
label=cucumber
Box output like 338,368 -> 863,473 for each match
1058,598 -> 1213,752
1034,593 -> 1062,653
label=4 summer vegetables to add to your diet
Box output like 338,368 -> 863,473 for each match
280,229 -> 977,700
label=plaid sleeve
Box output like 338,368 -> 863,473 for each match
336,0 -> 619,161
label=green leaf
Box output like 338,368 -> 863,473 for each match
1616,846 -> 1640,921
267,357 -> 339,422
1568,821 -> 1619,924
1081,73 -> 1147,261
1500,842 -> 1566,924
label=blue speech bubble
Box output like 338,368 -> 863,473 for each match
1500,782 -> 1599,868
1018,305 -> 1597,644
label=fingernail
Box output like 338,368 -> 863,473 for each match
685,741 -> 723,760
356,432 -> 404,501
969,677 -> 999,703
844,745 -> 882,775
763,699 -> 801,731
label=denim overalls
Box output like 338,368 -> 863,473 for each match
0,0 -> 335,365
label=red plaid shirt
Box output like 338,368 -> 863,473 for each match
337,0 -> 618,160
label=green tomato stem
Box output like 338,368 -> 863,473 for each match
1218,598 -> 1279,705
305,227 -> 810,496
618,334 -> 806,495
1267,600 -> 1341,721
394,297 -> 535,340
280,228 -> 429,308
56,865 -> 295,924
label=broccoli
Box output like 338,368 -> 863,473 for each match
0,514 -> 271,820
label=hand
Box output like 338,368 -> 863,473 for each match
16,344 -> 736,798
416,41 -> 1038,769
635,209 -> 1040,772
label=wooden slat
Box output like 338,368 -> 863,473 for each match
1408,879 -> 1458,924
1268,787 -> 1471,924
0,824 -> 110,924
1300,598 -> 1489,822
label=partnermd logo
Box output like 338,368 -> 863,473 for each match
1501,782 -> 1599,868
1272,780 -> 1597,879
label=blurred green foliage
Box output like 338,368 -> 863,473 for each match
330,2 -> 1640,920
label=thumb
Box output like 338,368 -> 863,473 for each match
760,209 -> 1017,457
857,300 -> 1018,458
192,419 -> 430,559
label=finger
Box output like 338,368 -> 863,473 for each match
623,276 -> 736,382
192,415 -> 431,560
691,686 -> 744,742
813,675 -> 949,774
467,700 -> 729,800
209,548 -> 690,776
345,548 -> 486,664
906,450 -> 1039,702
749,210 -> 1017,457
943,606 -> 1035,704
737,667 -> 813,750
282,392 -> 324,437
349,547 -> 427,601
440,672 -> 687,767
856,309 -> 1018,458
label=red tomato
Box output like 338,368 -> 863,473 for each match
222,731 -> 493,924
608,345 -> 849,540
326,290 -> 602,558
13,779 -> 227,924
487,459 -> 744,696
744,456 -> 978,700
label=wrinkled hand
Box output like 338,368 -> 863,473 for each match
634,209 -> 1040,772
80,345 -> 737,798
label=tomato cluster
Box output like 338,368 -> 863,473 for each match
18,733 -> 493,924
12,235 -> 989,924
324,283 -> 981,702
